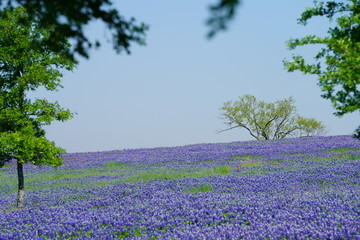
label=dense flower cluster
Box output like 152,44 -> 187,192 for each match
0,135 -> 359,239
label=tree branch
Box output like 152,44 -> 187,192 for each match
217,125 -> 241,134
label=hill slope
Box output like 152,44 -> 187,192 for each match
0,135 -> 360,239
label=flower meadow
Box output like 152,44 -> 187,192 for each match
0,135 -> 360,239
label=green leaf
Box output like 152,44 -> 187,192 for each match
284,0 -> 360,122
0,7 -> 74,168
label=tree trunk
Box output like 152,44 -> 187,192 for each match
17,160 -> 25,209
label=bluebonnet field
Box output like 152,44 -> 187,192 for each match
0,135 -> 360,239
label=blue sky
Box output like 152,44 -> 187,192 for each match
42,0 -> 359,153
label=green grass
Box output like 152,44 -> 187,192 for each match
0,163 -> 232,192
308,153 -> 360,162
340,154 -> 360,161
28,162 -> 138,182
183,184 -> 213,193
349,155 -> 360,160
238,168 -> 271,176
237,162 -> 262,167
231,155 -> 256,161
3,147 -> 357,194
280,147 -> 360,159
285,153 -> 306,156
269,160 -> 282,165
324,147 -> 360,153
210,164 -> 231,174
122,165 -> 231,183
203,159 -> 217,163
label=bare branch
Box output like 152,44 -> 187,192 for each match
217,125 -> 241,134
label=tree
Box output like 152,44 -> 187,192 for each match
0,0 -> 242,59
283,0 -> 360,138
0,0 -> 149,59
219,95 -> 326,140
0,7 -> 75,209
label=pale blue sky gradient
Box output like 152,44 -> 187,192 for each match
41,0 -> 359,152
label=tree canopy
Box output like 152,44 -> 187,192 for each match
0,7 -> 76,208
0,0 -> 241,60
219,95 -> 326,140
284,0 -> 360,137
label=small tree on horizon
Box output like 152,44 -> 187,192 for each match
0,7 -> 76,209
219,95 -> 326,140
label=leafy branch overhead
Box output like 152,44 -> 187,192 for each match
207,0 -> 241,38
0,0 -> 149,59
0,0 -> 242,59
219,95 -> 326,140
283,0 -> 360,137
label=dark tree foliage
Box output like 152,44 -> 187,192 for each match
0,0 -> 149,59
353,126 -> 360,139
207,0 -> 241,38
0,0 -> 242,59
